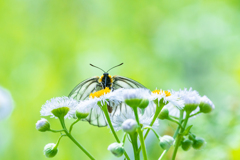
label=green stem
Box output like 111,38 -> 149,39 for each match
158,110 -> 184,160
138,102 -> 164,153
142,126 -> 160,140
171,111 -> 190,160
132,107 -> 148,160
59,117 -> 95,160
69,119 -> 80,134
49,129 -> 65,133
122,133 -> 127,145
189,111 -> 201,118
144,102 -> 163,139
101,103 -> 130,160
167,118 -> 183,129
130,133 -> 140,160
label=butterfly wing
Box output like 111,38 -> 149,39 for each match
68,77 -> 109,127
68,77 -> 101,101
112,75 -> 146,90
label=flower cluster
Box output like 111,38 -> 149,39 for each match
37,86 -> 214,159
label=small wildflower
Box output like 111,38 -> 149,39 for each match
40,97 -> 78,119
36,118 -> 50,132
122,119 -> 138,133
159,135 -> 174,150
108,143 -> 125,157
43,143 -> 58,158
199,95 -> 215,113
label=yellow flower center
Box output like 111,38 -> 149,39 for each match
152,89 -> 171,97
89,87 -> 111,98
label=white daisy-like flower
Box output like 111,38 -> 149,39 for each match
114,88 -> 151,101
75,87 -> 123,126
0,86 -> 14,120
164,103 -> 200,119
199,95 -> 215,113
164,88 -> 201,118
111,104 -> 159,131
174,88 -> 201,105
40,96 -> 78,119
151,89 -> 184,109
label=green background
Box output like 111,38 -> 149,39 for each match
0,0 -> 240,159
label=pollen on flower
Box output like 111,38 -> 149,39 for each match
89,87 -> 111,98
152,89 -> 171,97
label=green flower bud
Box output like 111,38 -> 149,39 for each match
158,108 -> 169,120
75,110 -> 89,120
36,118 -> 50,132
138,99 -> 149,109
181,139 -> 193,151
188,133 -> 196,141
43,143 -> 58,158
122,119 -> 138,134
159,135 -> 174,150
107,143 -> 124,157
199,96 -> 214,113
51,107 -> 69,118
125,99 -> 142,108
192,138 -> 205,150
184,104 -> 198,114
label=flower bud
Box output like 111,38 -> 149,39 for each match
36,118 -> 50,132
43,143 -> 58,158
122,119 -> 138,134
138,99 -> 149,109
125,99 -> 142,108
51,107 -> 69,118
108,143 -> 124,157
188,133 -> 196,141
199,96 -> 214,113
181,139 -> 193,151
192,138 -> 205,150
158,108 -> 169,120
75,110 -> 89,119
184,104 -> 198,114
159,135 -> 174,150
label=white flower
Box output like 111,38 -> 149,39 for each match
108,143 -> 124,157
199,95 -> 215,113
40,97 -> 78,119
0,86 -> 14,120
122,119 -> 138,133
111,104 -> 159,131
75,88 -> 123,126
164,88 -> 201,118
151,89 -> 184,109
115,88 -> 151,101
174,88 -> 201,105
36,118 -> 50,132
164,103 -> 200,119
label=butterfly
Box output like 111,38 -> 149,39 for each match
68,63 -> 146,127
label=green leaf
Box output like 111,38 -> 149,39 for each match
182,125 -> 193,136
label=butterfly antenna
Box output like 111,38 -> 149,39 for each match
107,63 -> 124,72
90,64 -> 105,72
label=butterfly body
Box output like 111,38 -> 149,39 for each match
98,73 -> 113,89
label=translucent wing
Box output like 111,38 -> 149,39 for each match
112,75 -> 146,90
68,77 -> 108,127
68,77 -> 101,101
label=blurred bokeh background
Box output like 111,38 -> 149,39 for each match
0,0 -> 240,159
